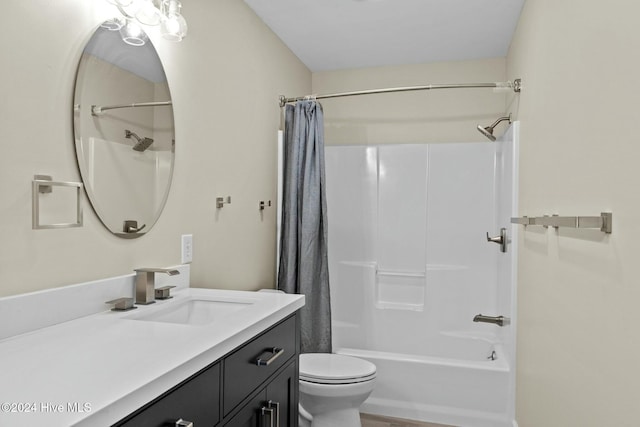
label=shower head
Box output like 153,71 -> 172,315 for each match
477,114 -> 512,142
125,129 -> 154,152
133,137 -> 154,152
477,125 -> 497,141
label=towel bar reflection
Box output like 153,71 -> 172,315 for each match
32,175 -> 83,229
511,212 -> 612,234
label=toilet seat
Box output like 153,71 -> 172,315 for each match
300,353 -> 376,385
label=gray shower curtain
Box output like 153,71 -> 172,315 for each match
278,100 -> 331,354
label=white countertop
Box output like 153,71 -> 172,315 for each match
0,287 -> 304,426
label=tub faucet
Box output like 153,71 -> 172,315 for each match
134,268 -> 180,305
473,314 -> 510,327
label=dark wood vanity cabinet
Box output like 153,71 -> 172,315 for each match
114,313 -> 300,427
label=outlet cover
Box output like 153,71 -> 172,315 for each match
181,234 -> 193,264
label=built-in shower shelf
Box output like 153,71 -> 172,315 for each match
376,269 -> 425,278
511,212 -> 612,233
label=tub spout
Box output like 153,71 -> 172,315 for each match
473,314 -> 510,327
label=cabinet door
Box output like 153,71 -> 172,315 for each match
223,390 -> 266,427
265,360 -> 298,427
224,360 -> 298,427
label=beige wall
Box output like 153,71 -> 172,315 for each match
507,1 -> 640,426
312,58 -> 506,145
0,0 -> 310,297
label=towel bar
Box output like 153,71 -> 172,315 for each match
32,175 -> 83,230
510,212 -> 612,234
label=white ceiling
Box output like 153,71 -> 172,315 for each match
243,0 -> 526,72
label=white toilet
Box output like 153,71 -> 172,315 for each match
298,353 -> 377,427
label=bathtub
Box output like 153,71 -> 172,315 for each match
336,336 -> 513,427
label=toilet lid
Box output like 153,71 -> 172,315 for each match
299,353 -> 376,384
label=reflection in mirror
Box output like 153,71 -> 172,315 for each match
73,23 -> 175,238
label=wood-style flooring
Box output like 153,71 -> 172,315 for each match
361,413 -> 455,427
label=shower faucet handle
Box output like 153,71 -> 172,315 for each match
486,228 -> 507,253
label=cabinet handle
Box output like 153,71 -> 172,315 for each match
175,419 -> 193,427
255,347 -> 284,366
260,406 -> 275,427
268,400 -> 280,427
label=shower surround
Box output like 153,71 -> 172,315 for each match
325,124 -> 519,427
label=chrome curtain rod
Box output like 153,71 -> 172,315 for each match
279,79 -> 521,107
91,101 -> 172,116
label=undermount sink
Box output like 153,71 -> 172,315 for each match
127,297 -> 254,325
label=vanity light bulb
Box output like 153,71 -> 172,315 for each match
135,0 -> 162,26
119,19 -> 147,46
163,17 -> 180,36
160,13 -> 188,41
100,17 -> 124,31
160,0 -> 187,41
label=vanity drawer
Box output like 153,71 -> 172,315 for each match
223,315 -> 297,415
116,363 -> 220,427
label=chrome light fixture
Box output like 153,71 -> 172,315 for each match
102,0 -> 188,46
160,0 -> 188,41
135,0 -> 163,26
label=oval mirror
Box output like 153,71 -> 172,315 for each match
73,22 -> 175,238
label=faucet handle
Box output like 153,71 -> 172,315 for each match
155,285 -> 176,300
486,228 -> 507,253
135,268 -> 180,275
106,297 -> 137,312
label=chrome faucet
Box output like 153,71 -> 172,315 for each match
134,268 -> 180,305
473,314 -> 510,327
